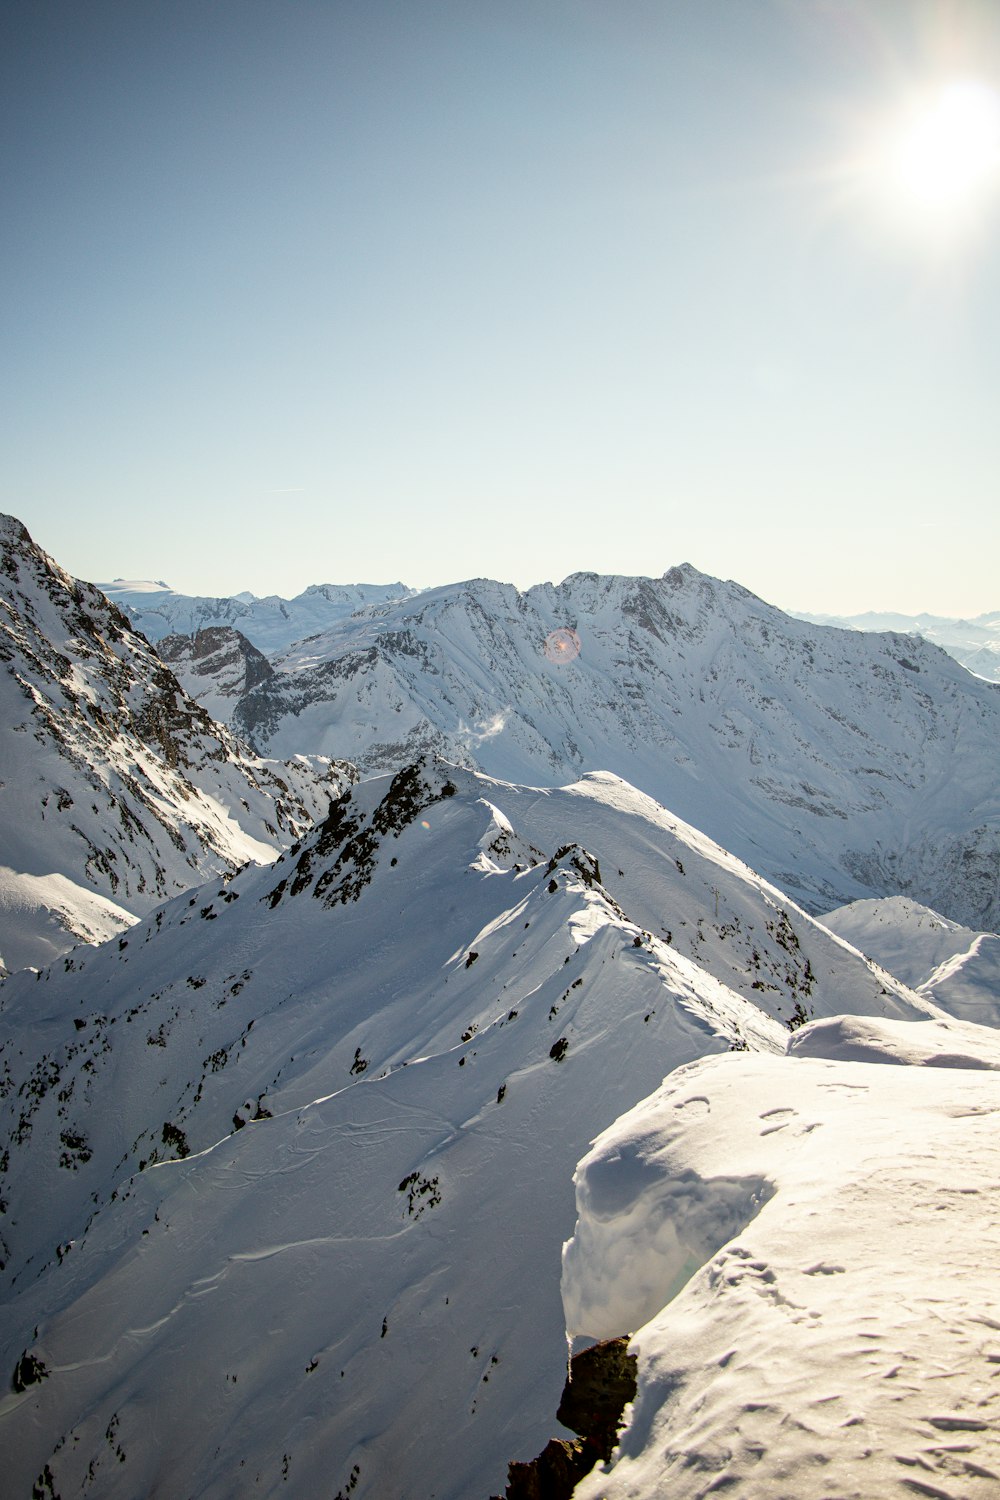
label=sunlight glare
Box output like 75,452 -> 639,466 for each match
886,81 -> 1000,215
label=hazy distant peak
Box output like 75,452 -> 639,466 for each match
102,577 -> 175,594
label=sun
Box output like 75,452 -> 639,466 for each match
884,80 -> 1000,217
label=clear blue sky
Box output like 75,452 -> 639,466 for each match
3,0 -> 999,615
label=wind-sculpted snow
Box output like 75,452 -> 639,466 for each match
785,1011 -> 1000,1068
0,758 -> 944,1499
563,1028 -> 1000,1498
0,515 -> 350,969
173,566 -> 1000,931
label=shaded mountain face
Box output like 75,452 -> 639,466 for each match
174,567 -> 998,931
158,626 -> 275,723
0,758 -> 943,1500
98,577 -> 416,653
0,516 -> 351,971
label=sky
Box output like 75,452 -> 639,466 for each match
2,0 -> 999,617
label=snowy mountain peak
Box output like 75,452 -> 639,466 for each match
158,625 -> 274,722
0,517 -> 347,969
205,568 -> 1000,930
265,758 -> 462,910
0,513 -> 33,546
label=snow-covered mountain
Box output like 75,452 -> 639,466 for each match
820,895 -> 1000,1027
4,518 -> 999,1499
796,606 -> 1000,683
167,568 -> 1000,932
98,577 -> 416,653
564,1014 -> 1000,1499
0,758 -> 949,1499
158,626 -> 276,724
0,517 -> 351,972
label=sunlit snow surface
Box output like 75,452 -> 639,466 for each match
565,1019 -> 1000,1499
0,760 -> 959,1499
0,866 -> 133,974
822,896 -> 1000,1028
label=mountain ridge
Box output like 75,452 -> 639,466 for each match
0,755 -> 950,1498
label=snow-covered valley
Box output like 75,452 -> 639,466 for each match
2,514 -> 999,1498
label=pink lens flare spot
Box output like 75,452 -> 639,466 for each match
420,820 -> 431,830
544,627 -> 581,665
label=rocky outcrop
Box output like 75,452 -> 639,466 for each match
495,1338 -> 638,1499
159,626 -> 275,707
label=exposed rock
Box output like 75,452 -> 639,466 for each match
159,626 -> 275,710
495,1337 -> 637,1499
503,1438 -> 590,1500
556,1337 -> 638,1462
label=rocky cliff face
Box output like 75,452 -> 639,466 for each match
158,626 -> 275,723
0,515 -> 349,970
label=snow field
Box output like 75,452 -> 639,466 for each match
565,1024 -> 1000,1499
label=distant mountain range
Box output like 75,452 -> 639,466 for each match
99,577 -> 415,654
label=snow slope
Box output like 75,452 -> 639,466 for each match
0,759 -> 944,1499
797,607 -> 1000,683
821,896 -> 1000,1027
0,516 -> 350,970
564,1017 -> 1000,1499
0,868 -> 133,975
98,578 -> 416,652
209,568 -> 1000,931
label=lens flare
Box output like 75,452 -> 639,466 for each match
544,628 -> 581,665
